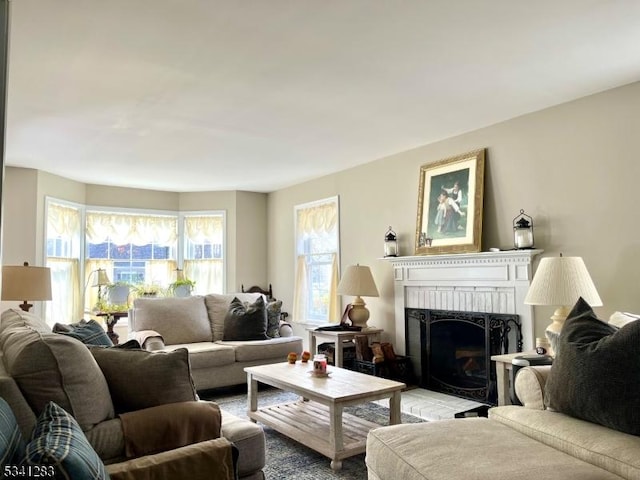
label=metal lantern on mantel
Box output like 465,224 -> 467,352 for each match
513,209 -> 534,249
384,226 -> 398,257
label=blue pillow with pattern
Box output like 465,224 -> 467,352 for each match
24,401 -> 109,479
53,319 -> 113,347
0,397 -> 26,467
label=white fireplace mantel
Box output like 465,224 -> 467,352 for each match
385,249 -> 543,354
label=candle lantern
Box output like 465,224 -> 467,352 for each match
384,226 -> 398,257
513,209 -> 534,249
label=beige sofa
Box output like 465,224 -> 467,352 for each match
366,364 -> 640,480
129,293 -> 304,390
0,308 -> 267,480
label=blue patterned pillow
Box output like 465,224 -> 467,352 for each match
0,397 -> 26,467
53,319 -> 113,347
266,300 -> 282,338
25,402 -> 109,479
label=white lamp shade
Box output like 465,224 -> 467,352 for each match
524,256 -> 602,307
1,264 -> 52,301
337,265 -> 379,297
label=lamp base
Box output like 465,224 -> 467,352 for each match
347,296 -> 370,329
18,301 -> 33,312
544,305 -> 571,357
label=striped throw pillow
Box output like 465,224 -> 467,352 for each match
0,397 -> 26,466
25,402 -> 109,479
53,319 -> 113,347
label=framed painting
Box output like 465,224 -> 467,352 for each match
415,149 -> 485,255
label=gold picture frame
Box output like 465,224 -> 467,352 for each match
415,149 -> 485,255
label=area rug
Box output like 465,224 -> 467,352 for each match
203,386 -> 424,480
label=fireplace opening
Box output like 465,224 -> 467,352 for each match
405,308 -> 522,405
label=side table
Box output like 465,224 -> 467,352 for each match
308,328 -> 383,368
491,352 -> 539,406
95,311 -> 128,345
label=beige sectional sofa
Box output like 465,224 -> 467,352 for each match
366,364 -> 640,480
129,293 -> 304,391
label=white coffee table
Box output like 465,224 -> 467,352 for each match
245,361 -> 405,470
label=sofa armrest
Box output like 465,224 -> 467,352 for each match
514,365 -> 552,410
131,330 -> 165,351
106,437 -> 237,480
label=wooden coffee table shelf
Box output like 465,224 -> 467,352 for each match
245,362 -> 405,471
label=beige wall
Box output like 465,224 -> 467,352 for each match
268,81 -> 640,346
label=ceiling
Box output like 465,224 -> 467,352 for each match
6,1 -> 640,193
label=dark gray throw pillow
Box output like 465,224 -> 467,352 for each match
223,296 -> 269,341
544,297 -> 640,435
89,347 -> 197,414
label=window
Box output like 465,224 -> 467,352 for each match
293,197 -> 340,323
182,213 -> 225,294
44,199 -> 227,321
84,210 -> 178,310
45,199 -> 83,324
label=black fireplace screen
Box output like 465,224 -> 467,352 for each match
405,308 -> 522,405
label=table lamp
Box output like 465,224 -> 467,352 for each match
524,254 -> 602,356
1,261 -> 52,312
92,268 -> 111,306
337,264 -> 379,329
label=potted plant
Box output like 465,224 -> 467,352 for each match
168,277 -> 196,297
133,283 -> 162,298
106,281 -> 131,306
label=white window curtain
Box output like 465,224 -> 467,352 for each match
46,202 -> 82,324
86,212 -> 177,246
183,215 -> 225,294
46,258 -> 81,323
292,199 -> 340,323
184,259 -> 224,294
145,259 -> 178,291
184,216 -> 223,244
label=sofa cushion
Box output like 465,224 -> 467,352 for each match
0,328 -> 114,430
0,397 -> 26,467
223,297 -> 269,341
53,319 -> 113,346
366,418 -> 624,480
0,308 -> 50,336
266,300 -> 282,338
545,297 -> 640,435
220,336 -> 303,363
160,342 -> 236,369
489,405 -> 640,480
25,402 -> 110,479
204,293 -> 263,342
133,296 -> 212,345
89,347 -> 197,414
